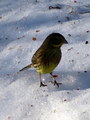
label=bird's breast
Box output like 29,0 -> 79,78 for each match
34,49 -> 62,74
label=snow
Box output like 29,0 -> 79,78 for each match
0,0 -> 90,120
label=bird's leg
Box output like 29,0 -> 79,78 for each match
50,72 -> 62,87
39,73 -> 47,87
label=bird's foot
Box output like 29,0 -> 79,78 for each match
51,80 -> 62,87
40,82 -> 47,87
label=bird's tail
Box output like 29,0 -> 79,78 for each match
19,64 -> 33,72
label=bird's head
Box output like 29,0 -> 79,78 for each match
44,33 -> 68,48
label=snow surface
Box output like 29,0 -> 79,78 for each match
0,0 -> 90,120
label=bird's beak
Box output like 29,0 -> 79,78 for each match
64,39 -> 68,44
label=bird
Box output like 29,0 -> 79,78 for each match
19,33 -> 68,87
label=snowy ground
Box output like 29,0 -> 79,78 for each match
0,0 -> 90,120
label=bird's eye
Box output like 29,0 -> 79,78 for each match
52,38 -> 61,45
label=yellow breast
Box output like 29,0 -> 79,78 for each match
35,63 -> 58,74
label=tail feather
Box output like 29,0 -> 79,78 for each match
19,64 -> 33,72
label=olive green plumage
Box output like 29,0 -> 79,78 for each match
19,33 -> 68,87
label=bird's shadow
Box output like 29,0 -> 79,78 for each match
1,70 -> 90,92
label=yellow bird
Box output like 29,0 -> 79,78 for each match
19,33 -> 68,87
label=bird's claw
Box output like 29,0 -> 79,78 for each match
40,82 -> 47,87
51,80 -> 62,87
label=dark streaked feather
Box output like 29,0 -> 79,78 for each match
32,46 -> 61,69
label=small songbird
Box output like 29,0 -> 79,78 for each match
19,33 -> 68,87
